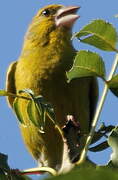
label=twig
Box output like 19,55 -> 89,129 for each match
5,92 -> 31,101
20,167 -> 57,176
76,53 -> 118,164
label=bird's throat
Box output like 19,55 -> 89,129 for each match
20,27 -> 75,76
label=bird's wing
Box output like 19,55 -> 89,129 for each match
6,61 -> 17,107
89,77 -> 99,129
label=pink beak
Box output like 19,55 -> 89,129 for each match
55,6 -> 80,28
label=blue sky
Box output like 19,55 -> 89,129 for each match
0,0 -> 118,179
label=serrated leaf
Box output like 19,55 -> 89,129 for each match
107,75 -> 118,97
13,98 -> 25,124
73,19 -> 117,51
67,50 -> 105,82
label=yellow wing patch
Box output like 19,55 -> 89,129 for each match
6,61 -> 17,107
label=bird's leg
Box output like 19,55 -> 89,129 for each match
62,115 -> 82,163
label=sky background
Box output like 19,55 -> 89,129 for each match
0,0 -> 118,179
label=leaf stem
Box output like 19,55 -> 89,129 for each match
76,53 -> 118,164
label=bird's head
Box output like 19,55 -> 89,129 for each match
25,4 -> 80,47
35,4 -> 80,28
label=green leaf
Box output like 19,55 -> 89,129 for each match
47,166 -> 118,180
89,141 -> 109,152
0,153 -> 9,170
107,75 -> 118,97
13,98 -> 25,124
27,101 -> 39,127
108,126 -> 118,148
35,97 -> 45,125
34,96 -> 56,126
19,89 -> 45,132
0,153 -> 32,180
67,50 -> 105,82
91,124 -> 115,145
73,19 -> 118,51
18,89 -> 56,132
108,126 -> 118,167
27,100 -> 45,133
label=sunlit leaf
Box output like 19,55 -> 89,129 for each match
27,100 -> 45,133
67,50 -> 105,82
13,98 -> 25,124
107,75 -> 118,97
35,97 -> 45,124
27,101 -> 40,127
73,19 -> 118,51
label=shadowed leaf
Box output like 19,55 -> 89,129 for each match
89,141 -> 109,152
108,126 -> 118,167
47,166 -> 118,180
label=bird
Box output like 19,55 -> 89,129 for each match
6,4 -> 98,171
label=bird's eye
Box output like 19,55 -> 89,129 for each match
42,9 -> 50,16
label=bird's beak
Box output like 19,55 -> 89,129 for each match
55,6 -> 80,28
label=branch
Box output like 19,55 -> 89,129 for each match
76,53 -> 118,164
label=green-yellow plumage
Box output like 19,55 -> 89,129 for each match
6,4 -> 98,171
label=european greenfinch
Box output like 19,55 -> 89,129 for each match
6,4 -> 98,171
